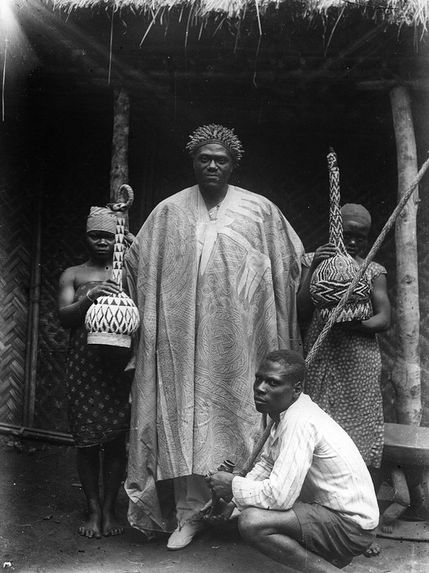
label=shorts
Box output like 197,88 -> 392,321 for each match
292,501 -> 376,569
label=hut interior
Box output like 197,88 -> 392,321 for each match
1,0 -> 429,437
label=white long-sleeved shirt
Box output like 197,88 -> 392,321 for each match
232,393 -> 379,530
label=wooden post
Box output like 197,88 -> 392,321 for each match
110,87 -> 130,202
390,85 -> 422,425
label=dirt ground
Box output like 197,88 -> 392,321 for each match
1,437 -> 429,573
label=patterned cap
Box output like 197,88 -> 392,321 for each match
86,206 -> 117,234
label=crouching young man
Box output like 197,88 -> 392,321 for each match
206,349 -> 379,571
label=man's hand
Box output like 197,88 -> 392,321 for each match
205,471 -> 234,501
202,499 -> 237,524
124,230 -> 136,248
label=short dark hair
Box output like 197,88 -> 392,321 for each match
263,349 -> 305,381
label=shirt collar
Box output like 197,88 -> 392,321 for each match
273,393 -> 305,425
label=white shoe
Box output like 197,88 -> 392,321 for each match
166,519 -> 204,550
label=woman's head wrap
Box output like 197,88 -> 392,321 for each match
341,203 -> 371,230
86,206 -> 117,234
186,124 -> 244,165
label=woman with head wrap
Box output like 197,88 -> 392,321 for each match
297,204 -> 391,480
58,207 -> 133,539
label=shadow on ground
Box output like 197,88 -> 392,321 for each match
1,438 -> 429,573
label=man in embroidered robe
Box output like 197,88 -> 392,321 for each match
124,124 -> 304,549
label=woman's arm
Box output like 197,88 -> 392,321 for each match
58,267 -> 89,329
359,273 -> 391,333
58,268 -> 121,329
336,273 -> 391,334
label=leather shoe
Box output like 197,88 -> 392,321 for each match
167,520 -> 204,550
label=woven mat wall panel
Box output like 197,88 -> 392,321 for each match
33,191 -> 94,432
0,183 -> 32,425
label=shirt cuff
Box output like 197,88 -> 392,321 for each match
232,475 -> 257,511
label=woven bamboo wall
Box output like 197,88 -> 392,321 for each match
0,162 -> 32,425
32,196 -> 88,432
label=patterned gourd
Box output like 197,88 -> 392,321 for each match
309,149 -> 372,323
85,184 -> 140,347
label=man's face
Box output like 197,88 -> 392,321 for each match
343,220 -> 369,259
86,231 -> 115,261
193,143 -> 233,194
253,360 -> 302,417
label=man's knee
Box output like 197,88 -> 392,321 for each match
238,508 -> 267,542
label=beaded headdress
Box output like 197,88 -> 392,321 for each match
186,124 -> 244,165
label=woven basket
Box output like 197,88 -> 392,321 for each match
309,150 -> 372,323
85,185 -> 140,348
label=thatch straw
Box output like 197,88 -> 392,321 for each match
48,1 -> 429,28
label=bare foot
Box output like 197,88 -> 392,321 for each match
78,510 -> 102,539
102,510 -> 124,536
364,542 -> 381,557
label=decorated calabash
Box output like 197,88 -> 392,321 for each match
309,150 -> 372,323
85,184 -> 140,348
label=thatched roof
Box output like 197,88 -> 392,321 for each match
49,1 -> 429,28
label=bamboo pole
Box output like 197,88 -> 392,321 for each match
390,85 -> 422,426
110,87 -> 130,202
22,195 -> 42,427
0,422 -> 74,445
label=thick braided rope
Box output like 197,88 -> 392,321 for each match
107,184 -> 134,287
112,217 -> 125,286
328,149 -> 346,254
241,155 -> 429,474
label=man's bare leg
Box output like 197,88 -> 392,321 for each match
76,446 -> 102,538
238,507 -> 342,572
101,435 -> 127,536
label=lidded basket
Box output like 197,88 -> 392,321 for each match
85,184 -> 140,348
309,149 -> 372,323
